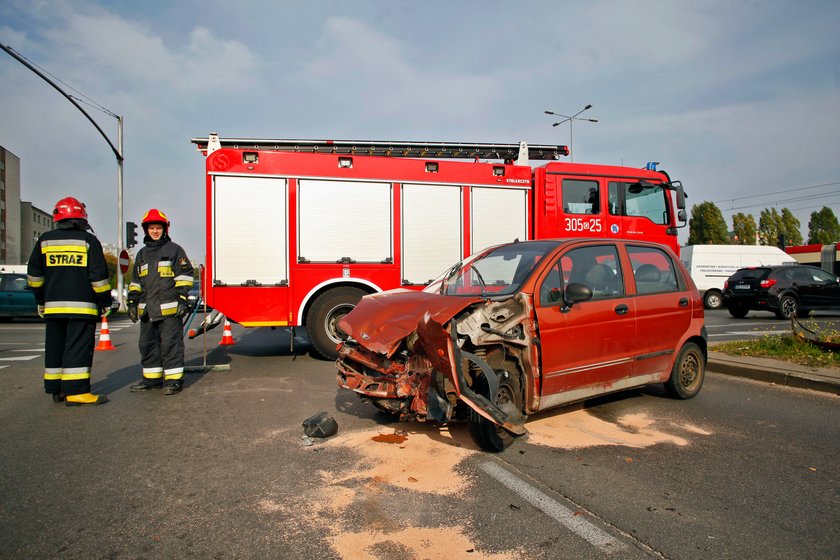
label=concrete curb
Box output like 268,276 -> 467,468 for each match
707,351 -> 840,396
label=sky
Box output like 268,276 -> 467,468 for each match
1,0 -> 839,262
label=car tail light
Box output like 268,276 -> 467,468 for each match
760,279 -> 777,288
724,280 -> 729,289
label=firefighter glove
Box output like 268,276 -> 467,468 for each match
127,305 -> 139,323
37,305 -> 45,318
177,295 -> 190,318
100,306 -> 112,318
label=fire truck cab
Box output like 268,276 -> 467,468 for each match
193,134 -> 686,359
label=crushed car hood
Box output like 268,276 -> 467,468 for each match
338,289 -> 482,356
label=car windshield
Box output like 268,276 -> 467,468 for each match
424,241 -> 557,298
730,268 -> 771,281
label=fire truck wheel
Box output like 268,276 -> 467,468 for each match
306,287 -> 366,360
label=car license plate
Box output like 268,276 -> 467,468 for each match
735,284 -> 750,290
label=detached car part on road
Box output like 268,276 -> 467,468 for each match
336,239 -> 708,452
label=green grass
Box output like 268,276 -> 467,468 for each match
713,320 -> 840,369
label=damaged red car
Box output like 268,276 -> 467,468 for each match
336,239 -> 707,452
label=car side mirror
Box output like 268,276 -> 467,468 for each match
562,282 -> 593,312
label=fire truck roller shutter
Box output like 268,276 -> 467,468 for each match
402,183 -> 462,285
298,180 -> 392,263
213,176 -> 288,286
471,187 -> 528,254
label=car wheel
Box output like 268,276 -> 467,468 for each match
305,287 -> 366,360
727,304 -> 748,318
665,342 -> 705,400
703,290 -> 723,309
775,294 -> 798,320
468,369 -> 522,453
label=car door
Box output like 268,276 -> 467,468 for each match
534,243 -> 636,408
798,267 -> 840,309
627,245 -> 692,380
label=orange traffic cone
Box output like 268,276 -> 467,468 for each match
219,318 -> 235,346
95,316 -> 116,351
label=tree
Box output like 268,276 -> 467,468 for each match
807,206 -> 840,244
688,201 -> 729,245
779,208 -> 803,247
758,208 -> 785,246
732,213 -> 757,245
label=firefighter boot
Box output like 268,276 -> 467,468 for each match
65,393 -> 109,406
130,380 -> 163,392
163,382 -> 183,396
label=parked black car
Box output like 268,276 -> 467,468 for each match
722,265 -> 840,319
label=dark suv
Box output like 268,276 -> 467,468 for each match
722,265 -> 840,319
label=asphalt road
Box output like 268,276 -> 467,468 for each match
704,307 -> 840,342
0,316 -> 837,559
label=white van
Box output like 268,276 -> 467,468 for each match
680,245 -> 796,309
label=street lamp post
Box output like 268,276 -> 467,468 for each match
1,43 -> 126,309
544,104 -> 598,162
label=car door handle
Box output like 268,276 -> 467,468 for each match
614,304 -> 629,315
679,297 -> 688,306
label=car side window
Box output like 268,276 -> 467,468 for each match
561,245 -> 624,300
809,268 -> 835,283
538,262 -> 564,306
8,275 -> 28,292
628,246 -> 681,294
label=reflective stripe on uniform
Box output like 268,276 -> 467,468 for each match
174,274 -> 193,288
142,367 -> 164,380
164,367 -> 184,381
91,278 -> 111,293
44,301 -> 98,316
160,301 -> 178,316
40,239 -> 89,251
128,282 -> 142,293
27,275 -> 45,288
44,368 -> 62,381
62,367 -> 91,381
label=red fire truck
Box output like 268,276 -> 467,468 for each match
785,243 -> 840,275
191,134 -> 687,359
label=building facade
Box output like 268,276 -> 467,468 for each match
20,201 -> 54,262
0,146 -> 22,264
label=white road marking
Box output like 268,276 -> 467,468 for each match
0,365 -> 8,370
0,355 -> 40,361
11,349 -> 45,352
480,462 -> 626,554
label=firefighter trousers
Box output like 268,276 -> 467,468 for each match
139,316 -> 185,384
44,318 -> 97,396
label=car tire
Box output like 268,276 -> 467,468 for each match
703,290 -> 723,309
727,304 -> 748,318
665,342 -> 705,400
775,294 -> 798,320
468,369 -> 522,453
305,287 -> 366,360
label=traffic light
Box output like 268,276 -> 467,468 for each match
126,221 -> 138,248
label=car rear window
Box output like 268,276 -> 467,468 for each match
729,268 -> 771,281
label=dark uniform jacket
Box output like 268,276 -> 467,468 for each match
26,222 -> 112,319
128,236 -> 193,321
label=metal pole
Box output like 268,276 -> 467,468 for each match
116,116 -> 125,311
569,119 -> 574,163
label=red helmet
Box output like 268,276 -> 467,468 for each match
141,208 -> 170,228
53,197 -> 88,222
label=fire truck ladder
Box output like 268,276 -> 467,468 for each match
191,134 -> 569,165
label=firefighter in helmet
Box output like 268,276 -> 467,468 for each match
26,196 -> 112,406
127,209 -> 194,395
